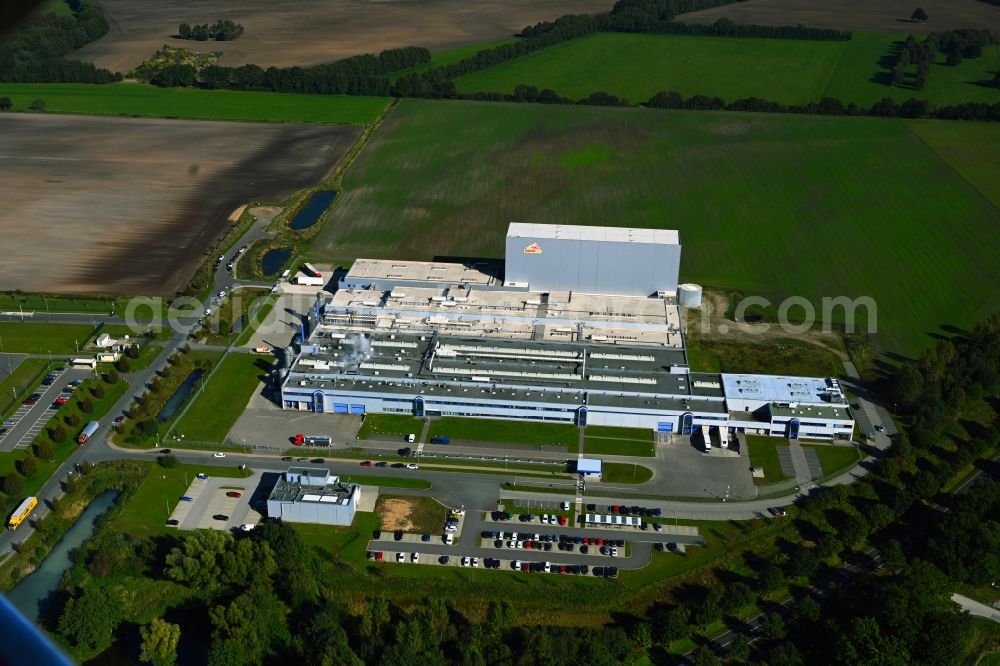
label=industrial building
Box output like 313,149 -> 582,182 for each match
278,223 -> 855,442
266,467 -> 359,525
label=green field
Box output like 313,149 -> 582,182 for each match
174,354 -> 273,442
0,322 -> 97,354
427,417 -> 578,448
747,436 -> 790,485
357,414 -> 422,440
457,33 -> 847,104
318,100 -> 1000,357
0,83 -> 391,125
455,32 -> 1000,108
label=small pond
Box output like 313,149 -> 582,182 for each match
156,369 -> 204,423
260,247 -> 291,276
289,190 -> 335,231
8,490 -> 120,623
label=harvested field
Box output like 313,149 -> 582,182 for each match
0,114 -> 359,295
680,0 -> 1000,34
73,0 -> 615,72
315,100 -> 1000,357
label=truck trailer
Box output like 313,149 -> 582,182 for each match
78,420 -> 99,444
295,275 -> 325,286
301,263 -> 322,278
7,496 -> 37,530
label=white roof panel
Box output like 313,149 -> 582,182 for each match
507,222 -> 679,246
721,373 -> 832,403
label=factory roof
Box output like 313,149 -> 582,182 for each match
507,222 -> 679,246
268,470 -> 357,505
720,373 -> 843,405
577,458 -> 603,474
768,404 -> 854,421
343,258 -> 499,286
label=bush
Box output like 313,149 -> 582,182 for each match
64,412 -> 81,427
105,368 -> 119,384
115,357 -> 131,373
90,383 -> 105,399
158,454 -> 179,468
1,472 -> 24,496
49,425 -> 68,444
18,456 -> 39,478
79,397 -> 94,414
127,344 -> 140,359
35,440 -> 54,459
0,96 -> 11,110
28,98 -> 46,111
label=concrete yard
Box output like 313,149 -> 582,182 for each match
0,114 -> 359,295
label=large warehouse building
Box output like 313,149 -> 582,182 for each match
279,223 -> 854,442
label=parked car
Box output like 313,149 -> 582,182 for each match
421,533 -> 431,542
213,452 -> 226,458
158,449 -> 172,455
226,491 -> 241,498
360,460 -> 372,467
405,463 -> 418,470
113,415 -> 125,424
396,552 -> 405,562
213,514 -> 229,521
197,473 -> 209,480
430,436 -> 450,444
165,519 -> 179,526
281,456 -> 292,461
444,534 -> 454,545
310,458 -> 325,463
767,507 -> 788,517
438,555 -> 449,564
179,496 -> 193,502
411,552 -> 419,563
374,461 -> 388,468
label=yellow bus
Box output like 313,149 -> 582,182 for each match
7,496 -> 38,530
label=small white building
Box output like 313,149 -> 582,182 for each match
576,458 -> 603,480
266,467 -> 359,526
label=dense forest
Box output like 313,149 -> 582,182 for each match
38,316 -> 1000,664
0,0 -> 118,83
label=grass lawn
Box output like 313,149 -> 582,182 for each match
455,31 -> 1000,108
294,512 -> 381,562
583,427 -> 655,457
234,294 -> 278,346
457,32 -> 848,104
0,83 -> 391,125
686,348 -> 722,373
0,322 -> 98,354
0,293 -> 120,315
125,343 -> 165,372
0,358 -> 50,418
110,463 -> 252,537
319,100 -> 1000,358
600,462 -> 654,484
338,474 -> 432,490
174,354 -> 273,443
357,413 -> 423,440
747,436 -> 790,485
427,417 -> 578,447
802,443 -> 860,476
202,288 -> 271,345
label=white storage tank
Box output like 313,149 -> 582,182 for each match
678,283 -> 703,307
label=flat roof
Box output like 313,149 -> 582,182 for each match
577,458 -> 603,473
721,373 -> 841,404
344,258 -> 498,286
268,475 -> 357,505
507,222 -> 679,246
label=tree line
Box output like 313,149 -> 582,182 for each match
0,0 -> 118,83
177,20 -> 244,42
147,46 -> 430,95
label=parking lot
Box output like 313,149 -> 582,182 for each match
0,367 -> 91,452
167,471 -> 263,532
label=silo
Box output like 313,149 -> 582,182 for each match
678,283 -> 703,307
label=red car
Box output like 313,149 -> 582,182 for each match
375,551 -> 384,561
558,515 -> 568,526
55,396 -> 68,405
226,491 -> 241,498
22,399 -> 37,406
560,566 -> 568,574
612,504 -> 620,514
360,460 -> 373,467
521,563 -> 530,572
293,433 -> 304,445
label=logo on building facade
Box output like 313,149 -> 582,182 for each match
523,243 -> 543,254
